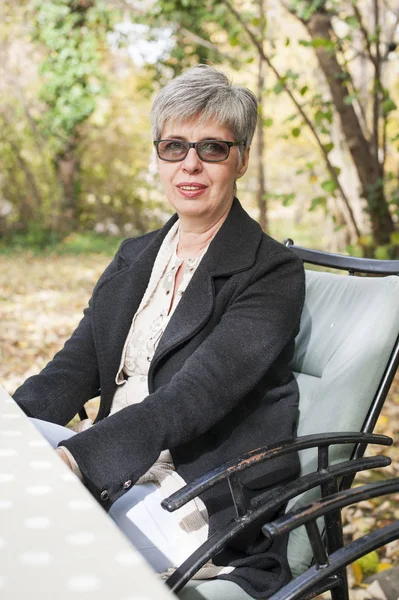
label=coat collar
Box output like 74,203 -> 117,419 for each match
203,197 -> 263,276
116,197 -> 263,278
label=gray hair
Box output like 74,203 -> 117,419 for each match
151,65 -> 258,162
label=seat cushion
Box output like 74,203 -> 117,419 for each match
287,270 -> 399,576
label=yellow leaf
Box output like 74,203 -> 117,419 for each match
377,415 -> 389,428
355,551 -> 379,577
352,562 -> 363,585
377,562 -> 392,572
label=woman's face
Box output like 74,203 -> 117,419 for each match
157,117 -> 249,224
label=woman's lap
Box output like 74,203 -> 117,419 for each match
30,417 -> 76,447
29,418 -> 197,573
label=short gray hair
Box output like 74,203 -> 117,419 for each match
151,65 -> 258,161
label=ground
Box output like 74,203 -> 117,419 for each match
1,252 -> 398,598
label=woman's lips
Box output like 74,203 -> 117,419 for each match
176,183 -> 208,198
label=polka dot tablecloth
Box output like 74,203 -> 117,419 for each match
0,385 -> 175,600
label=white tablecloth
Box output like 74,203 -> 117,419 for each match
0,384 -> 174,600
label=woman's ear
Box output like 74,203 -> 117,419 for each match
236,146 -> 250,179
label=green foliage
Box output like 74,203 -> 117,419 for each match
145,0 -> 244,80
290,0 -> 327,22
343,94 -> 359,105
1,0 -> 398,255
323,142 -> 334,154
55,232 -> 124,255
33,0 -> 117,153
299,37 -> 335,51
0,223 -> 63,254
309,195 -> 327,211
0,229 -> 124,256
265,192 -> 296,206
382,95 -> 397,116
321,179 -> 337,193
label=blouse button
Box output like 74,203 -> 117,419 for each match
100,490 -> 109,501
166,290 -> 170,295
123,480 -> 132,489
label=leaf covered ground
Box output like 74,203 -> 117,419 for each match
0,253 -> 398,597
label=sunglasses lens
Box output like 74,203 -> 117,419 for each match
157,141 -> 188,160
198,141 -> 229,162
156,140 -> 234,162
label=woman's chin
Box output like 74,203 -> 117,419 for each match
169,197 -> 210,218
176,206 -> 210,221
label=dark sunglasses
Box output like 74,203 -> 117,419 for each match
153,139 -> 245,163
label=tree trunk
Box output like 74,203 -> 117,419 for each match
305,10 -> 394,245
8,138 -> 42,228
256,57 -> 267,231
56,145 -> 80,229
255,0 -> 267,231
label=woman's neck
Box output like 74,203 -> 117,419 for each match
177,207 -> 230,259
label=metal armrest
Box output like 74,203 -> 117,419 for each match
165,455 -> 391,594
263,477 -> 399,539
284,240 -> 399,275
267,479 -> 399,600
162,432 -> 392,512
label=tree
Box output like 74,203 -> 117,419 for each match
287,0 -> 397,248
33,0 -> 117,227
221,0 -> 399,252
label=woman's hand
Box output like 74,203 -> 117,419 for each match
56,447 -> 73,470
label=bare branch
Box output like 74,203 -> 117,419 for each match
4,133 -> 43,209
179,27 -> 233,60
382,3 -> 399,59
373,0 -> 382,170
330,29 -> 370,140
352,1 -> 376,66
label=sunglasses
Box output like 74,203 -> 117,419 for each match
153,139 -> 245,163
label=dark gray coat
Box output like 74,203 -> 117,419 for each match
14,199 -> 305,598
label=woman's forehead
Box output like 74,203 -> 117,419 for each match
161,117 -> 234,141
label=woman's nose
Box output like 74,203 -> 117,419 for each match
182,147 -> 202,172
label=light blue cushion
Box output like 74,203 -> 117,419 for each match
287,271 -> 399,576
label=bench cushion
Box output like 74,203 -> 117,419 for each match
287,270 -> 399,575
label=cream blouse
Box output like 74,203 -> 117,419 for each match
61,221 -> 233,578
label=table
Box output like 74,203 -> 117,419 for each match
0,384 -> 175,600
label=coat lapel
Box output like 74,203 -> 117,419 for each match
150,257 -> 215,365
150,199 -> 263,369
91,217 -> 177,403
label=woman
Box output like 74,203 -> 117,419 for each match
13,65 -> 305,599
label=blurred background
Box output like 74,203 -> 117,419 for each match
0,1 -> 399,597
1,0 -> 399,256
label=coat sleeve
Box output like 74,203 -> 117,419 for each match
13,250 -> 126,426
59,250 -> 305,509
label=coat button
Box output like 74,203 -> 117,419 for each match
123,480 -> 132,489
100,490 -> 109,501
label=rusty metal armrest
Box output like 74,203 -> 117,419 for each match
164,433 -> 392,594
162,432 -> 392,513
